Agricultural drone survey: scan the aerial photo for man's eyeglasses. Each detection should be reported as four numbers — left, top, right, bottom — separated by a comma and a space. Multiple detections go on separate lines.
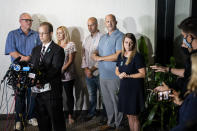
21, 19, 33, 22
38, 32, 49, 35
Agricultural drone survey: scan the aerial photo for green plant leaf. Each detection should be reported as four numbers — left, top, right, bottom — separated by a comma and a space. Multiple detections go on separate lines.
138, 36, 149, 64
160, 104, 165, 130
141, 53, 178, 130
170, 57, 176, 67
141, 104, 159, 130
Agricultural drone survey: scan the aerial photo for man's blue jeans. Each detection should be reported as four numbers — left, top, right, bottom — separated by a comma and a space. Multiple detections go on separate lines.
15, 87, 36, 121
85, 75, 100, 116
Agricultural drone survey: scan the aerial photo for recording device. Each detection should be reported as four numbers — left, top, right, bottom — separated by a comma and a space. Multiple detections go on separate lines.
157, 90, 172, 101
155, 82, 172, 101
1, 56, 43, 92
1, 56, 22, 83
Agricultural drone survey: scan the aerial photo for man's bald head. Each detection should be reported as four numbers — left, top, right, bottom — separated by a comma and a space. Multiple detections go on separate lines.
105, 14, 117, 22
88, 17, 98, 25
87, 17, 98, 35
105, 14, 117, 34
19, 13, 32, 20
19, 12, 33, 33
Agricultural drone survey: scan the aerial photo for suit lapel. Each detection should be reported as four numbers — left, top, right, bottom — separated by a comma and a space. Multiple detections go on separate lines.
43, 41, 54, 59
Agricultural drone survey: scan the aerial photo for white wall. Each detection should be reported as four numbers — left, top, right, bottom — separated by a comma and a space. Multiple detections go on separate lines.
173, 0, 191, 67
0, 0, 155, 114
174, 0, 191, 39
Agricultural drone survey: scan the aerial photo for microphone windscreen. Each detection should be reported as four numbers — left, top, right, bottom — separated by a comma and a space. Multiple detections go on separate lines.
13, 56, 21, 63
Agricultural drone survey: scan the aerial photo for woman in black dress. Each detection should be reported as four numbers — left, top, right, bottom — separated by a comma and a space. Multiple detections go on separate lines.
115, 33, 146, 131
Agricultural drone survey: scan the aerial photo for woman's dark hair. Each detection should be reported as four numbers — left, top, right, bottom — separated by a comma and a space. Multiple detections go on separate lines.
123, 33, 136, 48
178, 17, 197, 37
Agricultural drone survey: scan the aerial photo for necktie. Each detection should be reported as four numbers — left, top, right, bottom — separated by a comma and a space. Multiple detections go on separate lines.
39, 46, 46, 64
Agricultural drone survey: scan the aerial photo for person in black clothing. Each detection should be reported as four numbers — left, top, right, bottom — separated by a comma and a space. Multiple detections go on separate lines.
170, 53, 197, 131
30, 22, 66, 131
115, 33, 146, 131
150, 17, 197, 100
151, 17, 197, 131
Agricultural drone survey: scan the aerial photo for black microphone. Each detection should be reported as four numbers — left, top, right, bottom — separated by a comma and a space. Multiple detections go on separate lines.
1, 68, 11, 84
13, 56, 21, 64
1, 56, 21, 84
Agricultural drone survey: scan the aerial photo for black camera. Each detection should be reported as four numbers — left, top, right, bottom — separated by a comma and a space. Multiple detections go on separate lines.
157, 90, 172, 101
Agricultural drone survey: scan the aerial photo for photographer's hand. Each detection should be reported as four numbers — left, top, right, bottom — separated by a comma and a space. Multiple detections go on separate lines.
154, 82, 170, 92
169, 90, 183, 105
150, 65, 169, 73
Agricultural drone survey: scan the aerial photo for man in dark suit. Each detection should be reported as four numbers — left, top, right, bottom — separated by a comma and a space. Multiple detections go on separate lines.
30, 22, 66, 131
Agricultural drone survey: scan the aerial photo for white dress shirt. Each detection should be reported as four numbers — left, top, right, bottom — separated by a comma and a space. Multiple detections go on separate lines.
81, 32, 103, 76
31, 41, 52, 93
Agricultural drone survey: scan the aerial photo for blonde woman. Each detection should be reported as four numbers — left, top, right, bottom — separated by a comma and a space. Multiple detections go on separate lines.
115, 33, 146, 131
56, 26, 76, 124
170, 53, 197, 131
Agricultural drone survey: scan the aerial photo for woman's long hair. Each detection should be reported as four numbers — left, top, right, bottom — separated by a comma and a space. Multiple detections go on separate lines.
187, 53, 197, 94
121, 33, 137, 65
56, 26, 70, 45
